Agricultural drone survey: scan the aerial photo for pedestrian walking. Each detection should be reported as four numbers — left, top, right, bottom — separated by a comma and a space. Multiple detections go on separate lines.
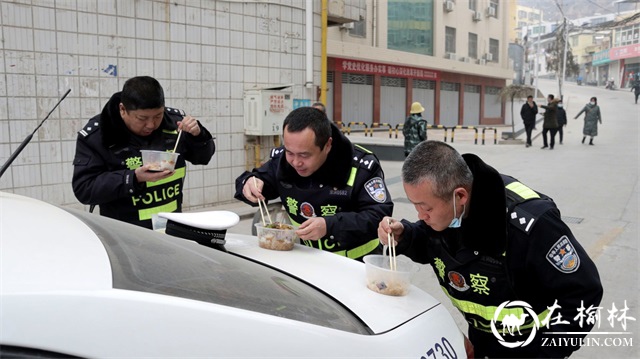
403, 102, 428, 157
520, 95, 538, 147
556, 100, 567, 145
631, 82, 640, 104
574, 97, 602, 145
540, 94, 559, 149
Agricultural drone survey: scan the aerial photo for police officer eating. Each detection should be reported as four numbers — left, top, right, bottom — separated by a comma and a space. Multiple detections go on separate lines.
235, 106, 393, 261
72, 76, 215, 229
377, 140, 603, 358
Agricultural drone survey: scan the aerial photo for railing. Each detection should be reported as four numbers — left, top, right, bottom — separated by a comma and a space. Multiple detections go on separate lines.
395, 124, 449, 142
344, 121, 369, 136
482, 127, 498, 145
450, 125, 478, 144
369, 122, 394, 138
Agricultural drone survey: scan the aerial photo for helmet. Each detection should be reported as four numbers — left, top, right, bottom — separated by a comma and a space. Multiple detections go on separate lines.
410, 102, 425, 114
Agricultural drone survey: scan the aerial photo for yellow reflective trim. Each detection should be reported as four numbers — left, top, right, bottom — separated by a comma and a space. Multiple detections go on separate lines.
346, 167, 357, 187
505, 182, 540, 200
440, 285, 548, 327
332, 238, 380, 259
162, 129, 178, 134
147, 167, 186, 187
354, 144, 372, 153
138, 201, 178, 221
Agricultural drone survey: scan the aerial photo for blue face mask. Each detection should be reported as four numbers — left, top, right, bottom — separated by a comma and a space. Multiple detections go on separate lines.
448, 192, 466, 228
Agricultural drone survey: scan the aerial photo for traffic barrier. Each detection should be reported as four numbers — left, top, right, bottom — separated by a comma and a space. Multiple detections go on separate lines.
450, 126, 478, 144
370, 122, 394, 138
345, 121, 369, 136
395, 124, 448, 142
482, 127, 498, 145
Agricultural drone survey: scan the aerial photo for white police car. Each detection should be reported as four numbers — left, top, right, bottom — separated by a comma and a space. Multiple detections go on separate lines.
0, 191, 467, 358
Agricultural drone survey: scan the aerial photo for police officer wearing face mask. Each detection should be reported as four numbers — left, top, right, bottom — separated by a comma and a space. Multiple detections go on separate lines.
235, 106, 393, 261
378, 141, 603, 358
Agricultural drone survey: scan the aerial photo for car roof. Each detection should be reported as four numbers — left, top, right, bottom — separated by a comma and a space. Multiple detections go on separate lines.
1, 191, 440, 334
0, 192, 113, 293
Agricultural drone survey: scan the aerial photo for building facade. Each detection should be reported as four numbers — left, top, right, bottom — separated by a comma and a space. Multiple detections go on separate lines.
325, 0, 512, 129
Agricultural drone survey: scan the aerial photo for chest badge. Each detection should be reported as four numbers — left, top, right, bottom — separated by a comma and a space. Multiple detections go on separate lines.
546, 235, 581, 273
300, 202, 316, 218
364, 177, 387, 203
448, 271, 470, 292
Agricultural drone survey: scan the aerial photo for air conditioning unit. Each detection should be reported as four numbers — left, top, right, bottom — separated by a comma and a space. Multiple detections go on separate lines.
473, 11, 482, 21
477, 59, 486, 65
461, 57, 471, 63
485, 53, 494, 61
487, 6, 496, 17
446, 53, 457, 60
444, 0, 454, 12
340, 22, 354, 30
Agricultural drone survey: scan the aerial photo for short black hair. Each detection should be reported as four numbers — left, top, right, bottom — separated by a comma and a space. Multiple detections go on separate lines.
121, 76, 165, 111
403, 141, 473, 200
527, 95, 533, 99
548, 94, 555, 100
283, 107, 331, 149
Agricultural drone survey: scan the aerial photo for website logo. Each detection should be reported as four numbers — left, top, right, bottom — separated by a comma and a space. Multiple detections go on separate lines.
490, 300, 540, 348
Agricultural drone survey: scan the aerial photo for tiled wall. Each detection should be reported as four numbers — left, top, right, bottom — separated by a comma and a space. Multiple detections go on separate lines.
0, 0, 320, 211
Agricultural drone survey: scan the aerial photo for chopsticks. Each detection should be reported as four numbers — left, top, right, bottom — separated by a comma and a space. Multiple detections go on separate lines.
387, 218, 397, 271
172, 130, 183, 153
253, 177, 272, 226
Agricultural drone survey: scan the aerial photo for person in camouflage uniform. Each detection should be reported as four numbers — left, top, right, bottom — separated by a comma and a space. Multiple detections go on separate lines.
403, 102, 428, 157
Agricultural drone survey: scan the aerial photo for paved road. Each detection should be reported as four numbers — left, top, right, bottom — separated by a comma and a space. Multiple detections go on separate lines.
223, 78, 638, 358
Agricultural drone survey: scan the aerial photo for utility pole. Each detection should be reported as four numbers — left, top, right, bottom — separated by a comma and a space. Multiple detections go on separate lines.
534, 11, 541, 100
561, 17, 569, 99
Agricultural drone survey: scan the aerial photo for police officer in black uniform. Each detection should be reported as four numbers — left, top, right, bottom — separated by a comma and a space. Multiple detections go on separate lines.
378, 141, 603, 358
235, 107, 393, 261
72, 76, 215, 229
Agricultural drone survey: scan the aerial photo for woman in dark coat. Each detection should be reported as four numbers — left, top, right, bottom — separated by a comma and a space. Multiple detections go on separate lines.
574, 97, 602, 145
556, 100, 567, 145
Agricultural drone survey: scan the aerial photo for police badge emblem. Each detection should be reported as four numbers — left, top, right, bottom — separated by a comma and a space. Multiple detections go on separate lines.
364, 177, 387, 203
546, 235, 581, 273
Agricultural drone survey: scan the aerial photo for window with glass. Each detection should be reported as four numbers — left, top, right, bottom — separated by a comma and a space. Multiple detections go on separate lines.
489, 38, 499, 62
349, 19, 366, 38
469, 0, 477, 11
489, 0, 499, 18
469, 33, 478, 59
518, 10, 527, 19
388, 0, 434, 56
446, 27, 457, 54
616, 24, 640, 46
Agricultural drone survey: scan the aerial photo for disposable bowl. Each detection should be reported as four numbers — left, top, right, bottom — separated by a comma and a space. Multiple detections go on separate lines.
363, 254, 418, 296
140, 150, 180, 171
255, 223, 297, 251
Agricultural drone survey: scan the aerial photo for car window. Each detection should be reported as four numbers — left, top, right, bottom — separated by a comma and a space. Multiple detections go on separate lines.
65, 209, 370, 335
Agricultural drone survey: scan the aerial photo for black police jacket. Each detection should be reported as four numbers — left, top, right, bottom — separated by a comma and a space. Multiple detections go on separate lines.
72, 92, 215, 229
235, 124, 393, 260
396, 154, 603, 358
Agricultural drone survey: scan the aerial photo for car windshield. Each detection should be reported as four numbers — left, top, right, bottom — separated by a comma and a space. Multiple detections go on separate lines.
66, 209, 370, 335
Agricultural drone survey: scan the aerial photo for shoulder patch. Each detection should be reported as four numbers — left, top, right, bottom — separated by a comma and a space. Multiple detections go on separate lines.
270, 147, 284, 159
78, 120, 100, 137
364, 177, 387, 203
166, 107, 186, 116
352, 151, 380, 171
546, 235, 581, 273
508, 206, 537, 234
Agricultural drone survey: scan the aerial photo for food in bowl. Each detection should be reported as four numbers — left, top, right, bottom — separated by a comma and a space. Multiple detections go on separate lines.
363, 254, 418, 297
255, 222, 297, 251
140, 150, 180, 171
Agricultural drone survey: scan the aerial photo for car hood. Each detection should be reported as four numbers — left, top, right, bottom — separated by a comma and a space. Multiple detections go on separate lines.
225, 234, 440, 334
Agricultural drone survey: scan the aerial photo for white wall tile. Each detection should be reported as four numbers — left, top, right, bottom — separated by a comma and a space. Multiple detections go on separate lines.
32, 6, 56, 30
34, 29, 58, 53
4, 27, 34, 51
136, 19, 153, 39
135, 0, 153, 20
56, 10, 77, 32
116, 0, 135, 17
1, 2, 33, 27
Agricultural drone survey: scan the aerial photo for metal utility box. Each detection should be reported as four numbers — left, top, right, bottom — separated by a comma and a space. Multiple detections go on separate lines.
243, 85, 293, 136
